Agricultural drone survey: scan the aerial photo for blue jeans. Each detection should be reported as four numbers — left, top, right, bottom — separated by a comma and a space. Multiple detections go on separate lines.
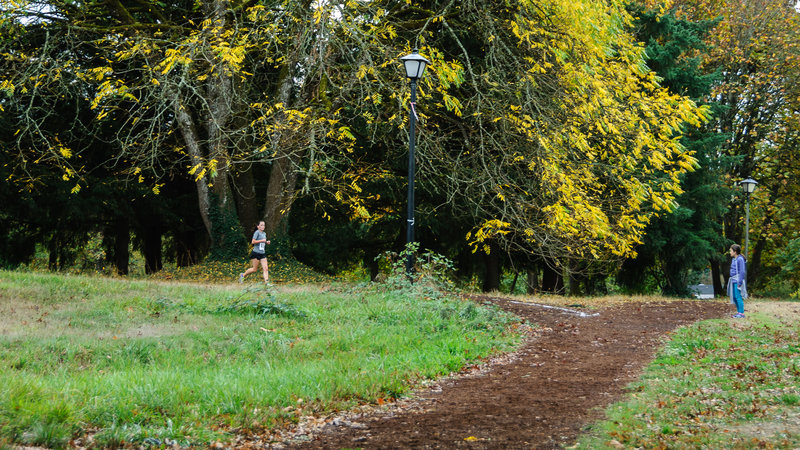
732, 283, 744, 314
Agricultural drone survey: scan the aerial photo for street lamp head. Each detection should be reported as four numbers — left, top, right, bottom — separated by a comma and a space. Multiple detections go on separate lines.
400, 50, 431, 80
739, 178, 758, 194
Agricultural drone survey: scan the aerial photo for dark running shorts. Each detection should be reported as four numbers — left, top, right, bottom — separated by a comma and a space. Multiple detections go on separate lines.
249, 251, 267, 260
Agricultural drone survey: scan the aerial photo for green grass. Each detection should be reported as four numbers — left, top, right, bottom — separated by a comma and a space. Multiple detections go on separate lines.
576, 307, 800, 448
17, 242, 333, 285
0, 270, 522, 448
151, 255, 333, 284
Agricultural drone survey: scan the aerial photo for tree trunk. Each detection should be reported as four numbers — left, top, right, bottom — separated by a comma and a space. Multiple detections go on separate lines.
170, 0, 238, 245
364, 248, 380, 281
721, 258, 731, 294
258, 5, 332, 243
482, 239, 500, 292
748, 191, 777, 288
568, 269, 582, 296
590, 274, 608, 296
143, 224, 162, 274
263, 151, 302, 239
541, 259, 564, 294
232, 165, 259, 235
174, 97, 213, 240
262, 44, 306, 242
204, 0, 241, 253
48, 238, 58, 271
526, 267, 539, 294
103, 217, 130, 275
114, 217, 130, 275
711, 259, 723, 297
175, 228, 202, 267
750, 237, 767, 289
509, 271, 519, 294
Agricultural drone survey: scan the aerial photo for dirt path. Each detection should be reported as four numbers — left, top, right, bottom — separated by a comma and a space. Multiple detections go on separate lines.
281, 298, 729, 449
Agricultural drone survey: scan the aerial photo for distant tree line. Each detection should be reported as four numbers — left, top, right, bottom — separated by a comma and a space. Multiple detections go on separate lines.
1, 0, 798, 297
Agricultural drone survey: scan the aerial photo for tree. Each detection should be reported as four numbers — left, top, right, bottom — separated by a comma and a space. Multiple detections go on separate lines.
1, 0, 362, 263
2, 0, 718, 285
672, 0, 800, 290
281, 0, 714, 289
617, 5, 730, 296
389, 0, 710, 287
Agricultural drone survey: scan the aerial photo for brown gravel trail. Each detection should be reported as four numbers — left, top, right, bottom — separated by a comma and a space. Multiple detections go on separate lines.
282, 298, 729, 449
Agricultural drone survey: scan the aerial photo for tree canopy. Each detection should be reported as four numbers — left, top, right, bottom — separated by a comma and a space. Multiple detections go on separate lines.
2, 0, 798, 296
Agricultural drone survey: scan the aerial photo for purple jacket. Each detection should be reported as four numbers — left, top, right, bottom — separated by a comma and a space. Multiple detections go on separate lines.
730, 255, 746, 286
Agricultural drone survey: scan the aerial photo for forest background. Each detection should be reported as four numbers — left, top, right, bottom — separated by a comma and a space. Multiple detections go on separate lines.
1, 0, 799, 298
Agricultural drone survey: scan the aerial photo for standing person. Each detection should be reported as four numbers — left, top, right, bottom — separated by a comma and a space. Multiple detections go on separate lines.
728, 244, 747, 318
239, 221, 271, 284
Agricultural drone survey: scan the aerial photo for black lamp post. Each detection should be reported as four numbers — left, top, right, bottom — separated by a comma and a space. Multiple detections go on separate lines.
739, 177, 758, 257
400, 49, 430, 274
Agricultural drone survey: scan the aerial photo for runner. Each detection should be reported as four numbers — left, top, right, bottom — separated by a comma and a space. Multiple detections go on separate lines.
239, 220, 271, 284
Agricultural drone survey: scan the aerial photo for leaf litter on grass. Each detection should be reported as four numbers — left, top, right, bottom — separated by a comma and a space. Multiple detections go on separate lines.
577, 300, 800, 449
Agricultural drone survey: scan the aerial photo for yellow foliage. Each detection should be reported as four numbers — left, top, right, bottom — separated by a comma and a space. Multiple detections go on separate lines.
0, 79, 15, 95
468, 220, 512, 253
446, 0, 712, 260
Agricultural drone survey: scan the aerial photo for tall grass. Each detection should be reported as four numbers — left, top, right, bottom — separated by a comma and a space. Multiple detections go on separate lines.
0, 271, 522, 448
576, 304, 800, 448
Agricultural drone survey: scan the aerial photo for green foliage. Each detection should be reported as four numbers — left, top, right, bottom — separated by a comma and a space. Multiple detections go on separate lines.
376, 243, 457, 299
628, 6, 720, 98
288, 195, 388, 276
617, 5, 728, 296
675, 0, 800, 291
774, 237, 800, 299
208, 199, 247, 262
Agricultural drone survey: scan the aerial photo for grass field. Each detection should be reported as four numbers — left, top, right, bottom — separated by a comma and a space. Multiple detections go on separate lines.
5, 265, 800, 449
0, 270, 522, 448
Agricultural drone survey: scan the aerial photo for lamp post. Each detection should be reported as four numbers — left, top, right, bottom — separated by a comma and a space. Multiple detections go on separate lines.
400, 49, 430, 274
739, 178, 758, 258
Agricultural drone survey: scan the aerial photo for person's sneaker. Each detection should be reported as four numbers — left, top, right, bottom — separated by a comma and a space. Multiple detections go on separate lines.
732, 313, 745, 318
238, 273, 244, 284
